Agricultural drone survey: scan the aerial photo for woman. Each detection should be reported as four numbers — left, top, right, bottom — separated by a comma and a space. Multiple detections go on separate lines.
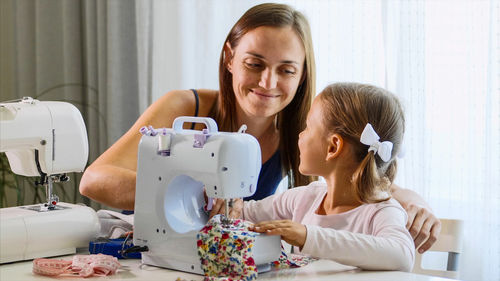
79, 3, 439, 253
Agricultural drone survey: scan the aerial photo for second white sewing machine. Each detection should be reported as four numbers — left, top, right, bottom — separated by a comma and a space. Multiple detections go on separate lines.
0, 97, 99, 264
133, 117, 281, 275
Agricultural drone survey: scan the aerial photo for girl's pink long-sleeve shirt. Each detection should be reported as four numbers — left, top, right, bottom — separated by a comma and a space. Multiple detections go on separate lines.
243, 181, 415, 272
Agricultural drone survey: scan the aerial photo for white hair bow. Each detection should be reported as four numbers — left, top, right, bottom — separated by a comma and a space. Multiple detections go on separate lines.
360, 123, 393, 162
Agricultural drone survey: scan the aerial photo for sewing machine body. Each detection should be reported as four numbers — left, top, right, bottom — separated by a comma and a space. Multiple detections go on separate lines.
133, 117, 281, 275
0, 97, 88, 176
0, 97, 99, 263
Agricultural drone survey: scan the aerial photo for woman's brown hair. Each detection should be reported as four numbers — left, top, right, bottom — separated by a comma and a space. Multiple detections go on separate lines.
214, 3, 316, 187
318, 83, 405, 203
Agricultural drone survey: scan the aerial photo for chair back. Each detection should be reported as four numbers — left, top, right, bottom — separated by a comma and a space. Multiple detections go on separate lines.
413, 218, 464, 279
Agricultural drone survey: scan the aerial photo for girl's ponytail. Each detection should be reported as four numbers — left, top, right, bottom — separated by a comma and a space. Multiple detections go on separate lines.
352, 151, 391, 203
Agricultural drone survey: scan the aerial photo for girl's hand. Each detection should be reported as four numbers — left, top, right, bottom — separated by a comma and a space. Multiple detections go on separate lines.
208, 198, 243, 220
249, 220, 307, 249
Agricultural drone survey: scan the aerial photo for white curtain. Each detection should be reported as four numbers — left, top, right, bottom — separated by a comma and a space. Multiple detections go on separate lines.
148, 1, 499, 280
0, 0, 148, 158
0, 0, 149, 209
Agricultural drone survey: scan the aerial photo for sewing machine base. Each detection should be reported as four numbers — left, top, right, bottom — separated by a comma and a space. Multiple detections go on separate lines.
142, 255, 272, 275
140, 234, 281, 275
0, 202, 100, 264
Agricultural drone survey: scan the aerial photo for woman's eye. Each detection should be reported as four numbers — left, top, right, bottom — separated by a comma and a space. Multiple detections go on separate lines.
245, 62, 262, 68
282, 68, 296, 75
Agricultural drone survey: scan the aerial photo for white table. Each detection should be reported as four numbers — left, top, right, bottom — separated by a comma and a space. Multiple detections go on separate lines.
1, 256, 457, 281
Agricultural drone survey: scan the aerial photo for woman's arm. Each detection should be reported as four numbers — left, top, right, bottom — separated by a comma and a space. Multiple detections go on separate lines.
391, 184, 441, 253
79, 90, 217, 209
79, 164, 137, 210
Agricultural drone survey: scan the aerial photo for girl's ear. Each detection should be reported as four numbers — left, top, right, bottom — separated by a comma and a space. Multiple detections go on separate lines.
326, 133, 344, 161
224, 42, 234, 73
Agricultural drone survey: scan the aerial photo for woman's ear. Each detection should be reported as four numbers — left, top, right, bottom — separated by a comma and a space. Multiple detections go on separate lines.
326, 133, 344, 161
224, 42, 234, 73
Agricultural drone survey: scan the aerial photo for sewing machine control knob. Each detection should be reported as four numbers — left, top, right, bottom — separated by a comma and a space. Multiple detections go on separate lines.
148, 126, 157, 136
193, 129, 210, 148
139, 125, 158, 136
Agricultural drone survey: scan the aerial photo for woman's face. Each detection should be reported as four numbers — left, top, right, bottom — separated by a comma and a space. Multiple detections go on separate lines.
298, 98, 329, 176
226, 26, 305, 119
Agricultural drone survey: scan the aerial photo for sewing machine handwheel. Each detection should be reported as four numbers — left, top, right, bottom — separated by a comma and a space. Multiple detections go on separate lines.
172, 116, 218, 133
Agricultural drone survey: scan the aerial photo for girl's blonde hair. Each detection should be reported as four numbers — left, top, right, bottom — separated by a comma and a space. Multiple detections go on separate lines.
318, 83, 405, 203
214, 3, 316, 187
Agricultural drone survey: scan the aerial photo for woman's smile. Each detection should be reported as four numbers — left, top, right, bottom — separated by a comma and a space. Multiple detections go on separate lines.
250, 89, 280, 99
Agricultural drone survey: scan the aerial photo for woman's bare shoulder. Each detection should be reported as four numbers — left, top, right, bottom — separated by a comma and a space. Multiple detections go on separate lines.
155, 89, 217, 114
145, 89, 217, 125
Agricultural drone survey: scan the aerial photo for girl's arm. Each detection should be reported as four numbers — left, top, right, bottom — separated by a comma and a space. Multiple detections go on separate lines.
208, 185, 305, 221
79, 90, 216, 210
208, 195, 287, 222
258, 206, 415, 272
391, 184, 441, 253
242, 186, 311, 222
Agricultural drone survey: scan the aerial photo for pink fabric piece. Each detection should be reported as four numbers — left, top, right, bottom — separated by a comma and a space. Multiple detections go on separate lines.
33, 254, 121, 278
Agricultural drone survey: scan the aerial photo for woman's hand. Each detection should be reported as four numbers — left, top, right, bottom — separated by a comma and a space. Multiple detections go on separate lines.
404, 203, 442, 254
249, 220, 307, 249
208, 198, 243, 220
391, 184, 441, 253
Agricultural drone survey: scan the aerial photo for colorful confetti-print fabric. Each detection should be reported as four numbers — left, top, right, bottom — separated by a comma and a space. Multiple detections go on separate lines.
197, 215, 258, 281
196, 215, 317, 281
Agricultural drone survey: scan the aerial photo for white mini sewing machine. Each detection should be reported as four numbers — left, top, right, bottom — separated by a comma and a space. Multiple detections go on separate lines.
133, 117, 281, 275
0, 97, 100, 263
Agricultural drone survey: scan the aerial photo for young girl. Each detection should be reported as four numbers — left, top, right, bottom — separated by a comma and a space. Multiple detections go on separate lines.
210, 82, 415, 271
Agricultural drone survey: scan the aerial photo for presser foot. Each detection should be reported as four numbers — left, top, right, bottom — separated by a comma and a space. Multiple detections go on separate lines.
220, 215, 232, 228
22, 203, 68, 212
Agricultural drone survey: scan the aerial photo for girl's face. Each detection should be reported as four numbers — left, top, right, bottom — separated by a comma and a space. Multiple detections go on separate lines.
298, 98, 329, 176
226, 26, 305, 119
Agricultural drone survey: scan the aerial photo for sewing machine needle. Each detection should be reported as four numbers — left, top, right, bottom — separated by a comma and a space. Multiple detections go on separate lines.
225, 199, 229, 218
222, 199, 233, 227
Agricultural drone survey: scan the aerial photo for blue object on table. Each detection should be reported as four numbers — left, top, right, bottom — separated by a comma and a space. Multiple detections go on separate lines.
89, 237, 141, 259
